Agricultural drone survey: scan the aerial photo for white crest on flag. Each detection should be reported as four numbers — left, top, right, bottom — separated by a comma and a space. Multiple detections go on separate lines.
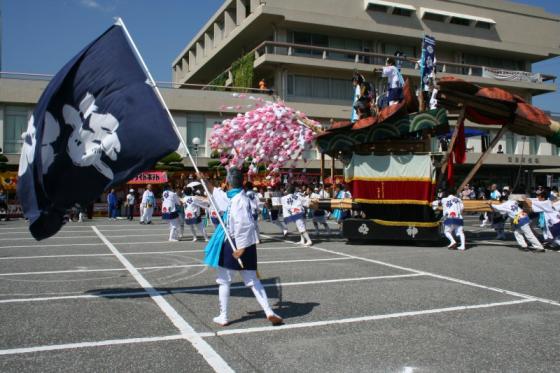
18, 113, 60, 177
64, 92, 121, 180
18, 115, 37, 177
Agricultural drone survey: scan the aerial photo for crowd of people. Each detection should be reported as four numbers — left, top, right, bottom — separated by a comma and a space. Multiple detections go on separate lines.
434, 183, 560, 252
109, 180, 353, 246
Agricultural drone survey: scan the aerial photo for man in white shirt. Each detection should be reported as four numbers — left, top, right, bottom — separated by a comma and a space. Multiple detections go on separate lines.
526, 191, 560, 248
490, 197, 544, 252
140, 184, 155, 224
125, 189, 135, 221
381, 57, 404, 106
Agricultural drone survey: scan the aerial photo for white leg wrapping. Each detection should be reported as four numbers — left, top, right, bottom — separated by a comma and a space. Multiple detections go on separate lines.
218, 283, 230, 318
444, 231, 456, 245
241, 271, 273, 316
457, 226, 466, 249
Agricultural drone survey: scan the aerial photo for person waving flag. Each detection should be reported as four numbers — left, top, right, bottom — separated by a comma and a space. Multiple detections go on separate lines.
17, 19, 181, 240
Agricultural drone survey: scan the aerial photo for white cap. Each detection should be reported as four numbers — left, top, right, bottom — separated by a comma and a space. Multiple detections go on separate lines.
253, 187, 258, 191
129, 189, 134, 193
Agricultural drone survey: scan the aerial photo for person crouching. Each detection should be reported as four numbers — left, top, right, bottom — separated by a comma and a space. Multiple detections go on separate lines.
441, 190, 466, 250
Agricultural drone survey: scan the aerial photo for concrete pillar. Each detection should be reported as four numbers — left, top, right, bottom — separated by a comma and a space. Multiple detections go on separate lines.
204, 32, 213, 56
224, 9, 236, 36
236, 0, 247, 25
213, 22, 223, 47
196, 40, 204, 65
188, 49, 196, 70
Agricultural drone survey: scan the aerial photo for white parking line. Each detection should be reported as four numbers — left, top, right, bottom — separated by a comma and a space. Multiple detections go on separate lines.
200, 299, 535, 337
0, 257, 352, 277
91, 226, 234, 372
0, 334, 184, 356
0, 242, 108, 249
261, 234, 560, 308
0, 273, 423, 304
0, 246, 304, 260
0, 298, 536, 356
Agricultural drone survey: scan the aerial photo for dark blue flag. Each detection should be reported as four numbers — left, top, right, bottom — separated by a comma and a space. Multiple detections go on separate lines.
17, 22, 180, 240
420, 35, 436, 90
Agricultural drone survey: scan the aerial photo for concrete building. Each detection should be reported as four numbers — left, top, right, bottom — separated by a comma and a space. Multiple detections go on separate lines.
2, 0, 560, 187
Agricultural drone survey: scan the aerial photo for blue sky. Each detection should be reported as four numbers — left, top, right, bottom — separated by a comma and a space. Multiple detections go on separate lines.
3, 0, 559, 113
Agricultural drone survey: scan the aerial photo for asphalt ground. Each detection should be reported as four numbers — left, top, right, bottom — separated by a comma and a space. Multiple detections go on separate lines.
0, 214, 559, 372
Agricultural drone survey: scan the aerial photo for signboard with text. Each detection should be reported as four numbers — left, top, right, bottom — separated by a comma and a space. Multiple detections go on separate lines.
128, 171, 168, 184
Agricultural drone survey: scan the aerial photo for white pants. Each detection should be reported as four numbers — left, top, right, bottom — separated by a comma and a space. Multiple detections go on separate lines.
141, 206, 153, 223
513, 224, 543, 249
167, 218, 179, 240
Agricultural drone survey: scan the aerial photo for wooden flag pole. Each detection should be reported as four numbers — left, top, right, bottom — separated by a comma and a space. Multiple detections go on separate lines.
116, 18, 244, 268
456, 125, 508, 193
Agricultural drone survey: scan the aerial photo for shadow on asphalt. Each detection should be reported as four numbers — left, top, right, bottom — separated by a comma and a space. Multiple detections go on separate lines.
86, 276, 320, 322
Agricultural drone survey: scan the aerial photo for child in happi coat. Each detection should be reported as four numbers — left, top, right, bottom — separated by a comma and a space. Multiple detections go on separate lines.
161, 185, 181, 242
182, 187, 208, 242
281, 185, 312, 246
489, 197, 545, 252
440, 191, 466, 250
203, 168, 282, 326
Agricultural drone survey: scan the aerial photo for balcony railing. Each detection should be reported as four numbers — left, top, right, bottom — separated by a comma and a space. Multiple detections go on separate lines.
0, 71, 274, 94
248, 41, 556, 85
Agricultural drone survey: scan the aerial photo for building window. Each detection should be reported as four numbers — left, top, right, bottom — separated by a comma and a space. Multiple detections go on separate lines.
449, 17, 471, 26
4, 106, 30, 154
505, 132, 514, 154
475, 21, 493, 29
291, 32, 328, 57
186, 113, 206, 156
287, 74, 352, 102
423, 12, 446, 22
529, 136, 538, 155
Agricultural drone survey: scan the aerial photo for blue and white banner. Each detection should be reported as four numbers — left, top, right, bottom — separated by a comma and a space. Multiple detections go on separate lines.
420, 35, 436, 90
17, 22, 180, 240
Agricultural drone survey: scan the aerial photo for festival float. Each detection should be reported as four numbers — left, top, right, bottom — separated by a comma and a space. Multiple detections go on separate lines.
208, 36, 559, 244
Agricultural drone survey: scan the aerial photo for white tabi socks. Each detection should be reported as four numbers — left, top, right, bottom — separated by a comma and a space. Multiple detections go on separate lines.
213, 283, 230, 326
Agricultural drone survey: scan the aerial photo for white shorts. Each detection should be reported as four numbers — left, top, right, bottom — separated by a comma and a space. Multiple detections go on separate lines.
444, 224, 463, 234
216, 267, 257, 287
